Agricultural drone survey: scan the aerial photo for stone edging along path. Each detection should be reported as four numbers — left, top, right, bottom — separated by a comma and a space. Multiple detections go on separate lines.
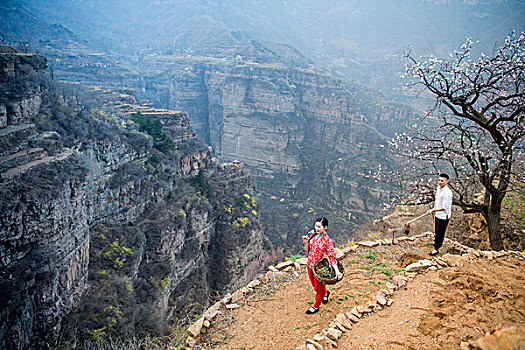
183, 232, 525, 349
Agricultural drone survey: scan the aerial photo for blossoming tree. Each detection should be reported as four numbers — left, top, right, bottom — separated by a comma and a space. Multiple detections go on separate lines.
396, 32, 524, 250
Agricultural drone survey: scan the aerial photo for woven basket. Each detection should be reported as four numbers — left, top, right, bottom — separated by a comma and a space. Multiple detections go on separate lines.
312, 254, 344, 285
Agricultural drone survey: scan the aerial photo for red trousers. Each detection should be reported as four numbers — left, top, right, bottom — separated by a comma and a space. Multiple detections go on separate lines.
307, 266, 326, 308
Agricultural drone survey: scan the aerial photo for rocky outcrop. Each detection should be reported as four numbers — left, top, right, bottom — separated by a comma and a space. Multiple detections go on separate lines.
0, 48, 264, 349
462, 323, 525, 350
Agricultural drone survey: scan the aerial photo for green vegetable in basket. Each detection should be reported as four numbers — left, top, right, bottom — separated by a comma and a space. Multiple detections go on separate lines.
316, 265, 334, 279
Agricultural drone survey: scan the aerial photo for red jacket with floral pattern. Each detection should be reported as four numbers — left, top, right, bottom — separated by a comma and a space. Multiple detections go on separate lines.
306, 231, 337, 268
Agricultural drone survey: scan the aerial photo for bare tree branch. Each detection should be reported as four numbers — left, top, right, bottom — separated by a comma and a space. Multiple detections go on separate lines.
393, 31, 525, 250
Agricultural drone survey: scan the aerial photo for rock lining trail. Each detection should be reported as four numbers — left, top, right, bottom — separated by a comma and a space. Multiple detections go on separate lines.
185, 233, 525, 350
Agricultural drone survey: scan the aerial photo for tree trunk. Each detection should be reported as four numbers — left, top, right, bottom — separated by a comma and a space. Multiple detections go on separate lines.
486, 199, 504, 251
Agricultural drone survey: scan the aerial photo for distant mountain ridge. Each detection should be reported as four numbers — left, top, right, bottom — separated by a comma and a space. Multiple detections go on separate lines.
7, 0, 524, 56
6, 0, 524, 94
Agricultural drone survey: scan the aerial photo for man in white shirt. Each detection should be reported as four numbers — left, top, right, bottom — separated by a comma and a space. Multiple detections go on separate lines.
427, 173, 453, 256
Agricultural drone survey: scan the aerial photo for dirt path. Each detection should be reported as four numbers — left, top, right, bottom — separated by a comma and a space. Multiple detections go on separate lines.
202, 239, 525, 350
339, 256, 525, 349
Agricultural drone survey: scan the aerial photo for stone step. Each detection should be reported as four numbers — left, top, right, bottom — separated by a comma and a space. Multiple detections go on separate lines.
1, 149, 73, 180
0, 123, 37, 156
0, 147, 47, 173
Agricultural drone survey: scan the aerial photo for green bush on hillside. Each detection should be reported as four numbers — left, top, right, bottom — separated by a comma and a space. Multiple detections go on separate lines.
132, 112, 176, 153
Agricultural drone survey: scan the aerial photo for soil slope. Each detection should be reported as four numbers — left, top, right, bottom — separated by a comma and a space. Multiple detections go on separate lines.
199, 237, 525, 350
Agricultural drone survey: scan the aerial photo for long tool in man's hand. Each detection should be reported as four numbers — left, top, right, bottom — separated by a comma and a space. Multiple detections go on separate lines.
403, 212, 431, 236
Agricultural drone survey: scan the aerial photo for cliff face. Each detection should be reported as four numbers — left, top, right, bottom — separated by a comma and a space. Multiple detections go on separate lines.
137, 56, 399, 247
7, 45, 406, 249
0, 49, 89, 349
1, 5, 414, 248
0, 49, 264, 349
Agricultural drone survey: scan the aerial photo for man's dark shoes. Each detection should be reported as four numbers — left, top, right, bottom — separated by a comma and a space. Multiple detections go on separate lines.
322, 290, 330, 304
429, 249, 439, 256
305, 306, 319, 314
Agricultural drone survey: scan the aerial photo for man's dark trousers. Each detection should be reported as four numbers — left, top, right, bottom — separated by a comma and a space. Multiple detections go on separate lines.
434, 217, 449, 250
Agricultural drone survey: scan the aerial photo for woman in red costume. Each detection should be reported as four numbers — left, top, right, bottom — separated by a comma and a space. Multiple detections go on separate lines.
301, 217, 342, 314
